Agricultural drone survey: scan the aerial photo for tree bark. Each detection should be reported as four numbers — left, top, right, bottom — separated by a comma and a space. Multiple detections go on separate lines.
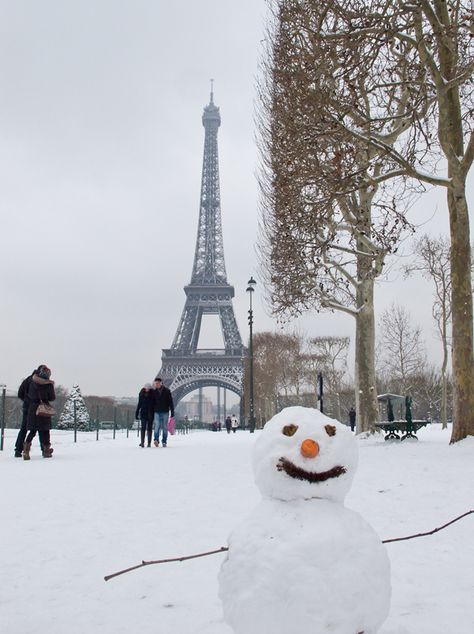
429, 0, 474, 441
355, 277, 378, 433
440, 314, 448, 429
448, 176, 474, 441
355, 186, 378, 433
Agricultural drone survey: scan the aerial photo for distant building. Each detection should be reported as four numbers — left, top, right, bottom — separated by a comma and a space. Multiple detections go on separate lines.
179, 394, 214, 423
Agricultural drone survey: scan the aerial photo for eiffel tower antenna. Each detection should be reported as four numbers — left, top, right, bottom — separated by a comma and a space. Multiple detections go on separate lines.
157, 92, 245, 406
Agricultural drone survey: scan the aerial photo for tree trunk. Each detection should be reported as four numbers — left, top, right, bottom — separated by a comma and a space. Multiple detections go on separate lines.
354, 183, 379, 433
431, 0, 474, 442
355, 277, 378, 433
441, 374, 448, 430
448, 177, 474, 442
440, 317, 448, 429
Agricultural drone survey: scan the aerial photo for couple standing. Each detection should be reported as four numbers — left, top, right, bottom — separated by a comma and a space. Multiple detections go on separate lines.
15, 364, 55, 460
135, 377, 174, 448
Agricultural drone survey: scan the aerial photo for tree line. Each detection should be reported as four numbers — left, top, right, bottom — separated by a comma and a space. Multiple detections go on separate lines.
243, 312, 453, 429
2, 387, 136, 430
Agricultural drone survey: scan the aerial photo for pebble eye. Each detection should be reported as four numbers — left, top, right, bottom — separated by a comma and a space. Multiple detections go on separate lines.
282, 424, 298, 437
325, 424, 337, 437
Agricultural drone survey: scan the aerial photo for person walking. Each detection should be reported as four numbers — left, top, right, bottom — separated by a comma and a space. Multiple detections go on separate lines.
225, 415, 232, 434
231, 414, 239, 433
135, 383, 154, 448
151, 377, 174, 448
23, 365, 56, 460
14, 370, 38, 457
349, 407, 356, 432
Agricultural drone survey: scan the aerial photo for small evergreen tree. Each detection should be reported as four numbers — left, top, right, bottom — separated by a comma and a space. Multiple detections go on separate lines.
57, 384, 90, 431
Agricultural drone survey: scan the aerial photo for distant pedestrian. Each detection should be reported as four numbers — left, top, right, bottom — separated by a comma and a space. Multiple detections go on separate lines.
231, 414, 239, 433
23, 365, 56, 460
14, 370, 40, 457
225, 415, 232, 434
349, 407, 356, 432
151, 377, 174, 448
135, 383, 154, 448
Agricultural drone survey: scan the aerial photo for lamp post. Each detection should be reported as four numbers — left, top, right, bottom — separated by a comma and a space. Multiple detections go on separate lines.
246, 276, 257, 433
317, 372, 324, 413
0, 385, 6, 451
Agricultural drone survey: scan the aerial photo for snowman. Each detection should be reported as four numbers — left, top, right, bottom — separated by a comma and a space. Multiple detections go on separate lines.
219, 406, 391, 634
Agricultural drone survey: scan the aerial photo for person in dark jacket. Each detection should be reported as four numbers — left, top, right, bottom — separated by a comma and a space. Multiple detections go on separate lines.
135, 382, 154, 448
349, 407, 356, 432
225, 415, 232, 434
23, 365, 56, 460
14, 370, 38, 457
151, 377, 174, 448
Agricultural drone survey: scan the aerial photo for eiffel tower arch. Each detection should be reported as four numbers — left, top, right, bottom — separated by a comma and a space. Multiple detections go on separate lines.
157, 90, 245, 407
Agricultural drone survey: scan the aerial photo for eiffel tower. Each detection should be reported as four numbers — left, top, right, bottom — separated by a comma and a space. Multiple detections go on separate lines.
157, 89, 245, 406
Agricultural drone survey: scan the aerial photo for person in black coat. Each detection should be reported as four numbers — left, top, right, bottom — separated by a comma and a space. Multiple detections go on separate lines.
23, 365, 56, 460
151, 377, 174, 447
349, 407, 356, 432
135, 382, 154, 448
14, 370, 38, 457
225, 415, 232, 434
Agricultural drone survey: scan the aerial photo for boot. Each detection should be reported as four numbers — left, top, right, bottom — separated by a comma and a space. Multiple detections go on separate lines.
147, 429, 152, 447
42, 446, 54, 458
139, 429, 146, 447
23, 441, 32, 461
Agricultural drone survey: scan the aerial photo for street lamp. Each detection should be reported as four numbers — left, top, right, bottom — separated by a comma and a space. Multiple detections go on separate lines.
0, 384, 6, 451
317, 372, 324, 413
246, 276, 257, 433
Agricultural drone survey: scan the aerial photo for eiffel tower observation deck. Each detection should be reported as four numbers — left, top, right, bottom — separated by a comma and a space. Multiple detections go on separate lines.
157, 90, 245, 406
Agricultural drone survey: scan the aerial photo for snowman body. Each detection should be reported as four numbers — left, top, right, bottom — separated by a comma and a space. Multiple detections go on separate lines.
219, 407, 391, 634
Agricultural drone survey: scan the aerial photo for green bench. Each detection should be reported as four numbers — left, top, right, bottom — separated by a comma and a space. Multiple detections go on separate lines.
375, 420, 429, 441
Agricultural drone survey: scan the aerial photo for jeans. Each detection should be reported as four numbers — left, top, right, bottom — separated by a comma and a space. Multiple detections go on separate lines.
140, 417, 153, 446
154, 412, 169, 446
15, 409, 28, 453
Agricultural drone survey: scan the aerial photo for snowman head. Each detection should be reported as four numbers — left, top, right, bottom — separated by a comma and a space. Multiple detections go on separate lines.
253, 406, 358, 503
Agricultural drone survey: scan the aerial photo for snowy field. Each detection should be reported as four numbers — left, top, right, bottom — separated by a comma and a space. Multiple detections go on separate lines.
1, 423, 473, 634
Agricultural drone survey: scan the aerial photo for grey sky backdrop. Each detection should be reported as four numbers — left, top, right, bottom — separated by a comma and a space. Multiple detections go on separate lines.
0, 1, 472, 399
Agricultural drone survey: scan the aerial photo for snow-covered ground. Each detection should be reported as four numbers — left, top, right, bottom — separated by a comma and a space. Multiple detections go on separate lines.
1, 424, 473, 634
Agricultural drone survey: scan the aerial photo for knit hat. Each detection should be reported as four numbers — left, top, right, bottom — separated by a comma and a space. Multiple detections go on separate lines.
144, 382, 152, 389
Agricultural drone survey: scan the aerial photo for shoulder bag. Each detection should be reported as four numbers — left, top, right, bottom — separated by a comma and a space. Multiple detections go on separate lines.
36, 387, 56, 417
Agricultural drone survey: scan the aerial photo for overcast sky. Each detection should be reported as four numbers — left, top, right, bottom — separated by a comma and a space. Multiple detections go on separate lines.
0, 1, 472, 399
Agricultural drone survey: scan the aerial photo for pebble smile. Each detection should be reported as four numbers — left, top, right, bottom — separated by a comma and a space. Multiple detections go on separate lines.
276, 457, 347, 483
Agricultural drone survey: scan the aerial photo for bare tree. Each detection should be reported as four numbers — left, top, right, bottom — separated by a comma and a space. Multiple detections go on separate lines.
376, 363, 451, 421
247, 331, 301, 424
412, 364, 453, 422
306, 336, 350, 421
377, 3, 474, 442
259, 0, 474, 441
378, 304, 427, 394
248, 331, 352, 423
281, 0, 474, 442
404, 235, 452, 426
258, 0, 422, 432
404, 235, 474, 427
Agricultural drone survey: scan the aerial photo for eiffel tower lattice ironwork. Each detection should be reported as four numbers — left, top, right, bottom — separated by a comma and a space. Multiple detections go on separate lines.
157, 90, 245, 406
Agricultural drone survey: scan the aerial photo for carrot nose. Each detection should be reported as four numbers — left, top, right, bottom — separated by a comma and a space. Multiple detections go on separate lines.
300, 439, 319, 458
